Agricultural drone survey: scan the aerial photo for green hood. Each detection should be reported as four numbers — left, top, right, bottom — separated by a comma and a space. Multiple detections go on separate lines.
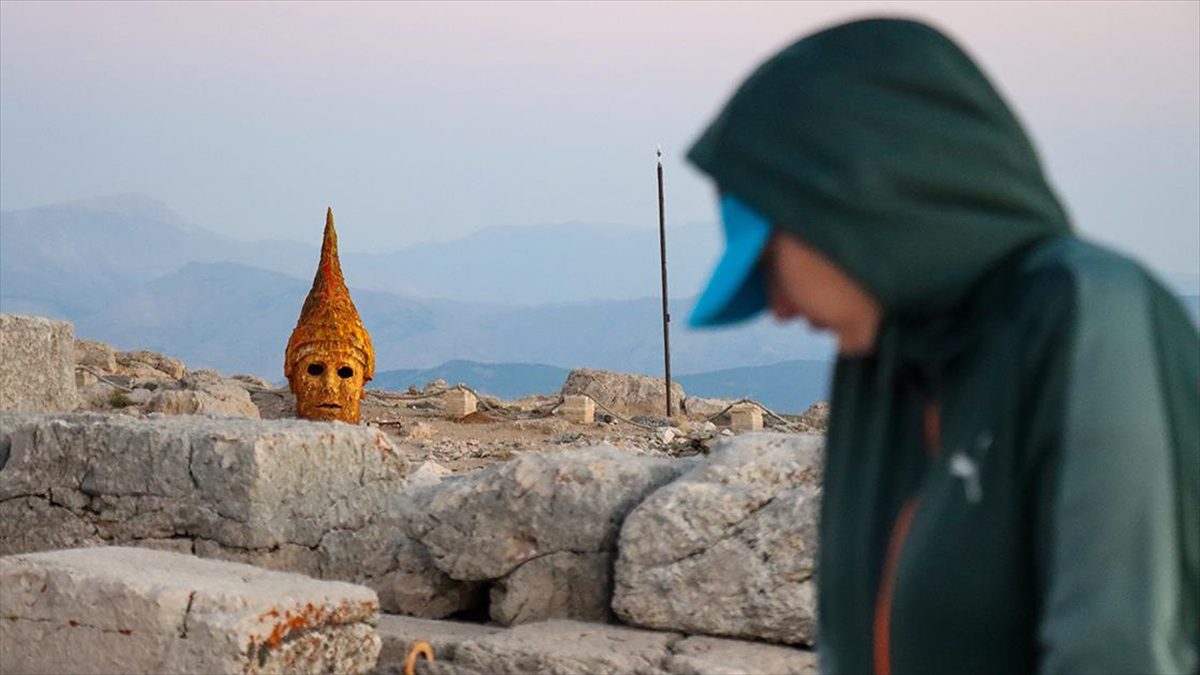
688, 18, 1072, 317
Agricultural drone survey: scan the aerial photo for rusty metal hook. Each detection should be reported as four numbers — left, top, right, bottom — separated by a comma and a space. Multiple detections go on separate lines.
403, 640, 435, 675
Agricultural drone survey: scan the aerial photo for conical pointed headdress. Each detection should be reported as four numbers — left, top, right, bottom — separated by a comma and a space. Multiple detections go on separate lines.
284, 208, 375, 381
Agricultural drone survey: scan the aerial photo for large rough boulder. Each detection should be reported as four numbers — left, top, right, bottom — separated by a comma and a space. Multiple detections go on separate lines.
561, 369, 684, 419
680, 396, 737, 419
406, 446, 693, 626
75, 338, 119, 372
0, 413, 430, 612
489, 551, 613, 625
1, 546, 381, 675
0, 314, 78, 412
115, 348, 188, 380
145, 368, 261, 419
613, 433, 824, 646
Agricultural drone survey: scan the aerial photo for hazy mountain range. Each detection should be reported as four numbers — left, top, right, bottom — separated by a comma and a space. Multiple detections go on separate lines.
2, 194, 1195, 412
0, 194, 838, 409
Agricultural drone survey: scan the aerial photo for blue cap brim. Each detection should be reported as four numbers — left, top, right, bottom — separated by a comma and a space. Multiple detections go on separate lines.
689, 195, 772, 327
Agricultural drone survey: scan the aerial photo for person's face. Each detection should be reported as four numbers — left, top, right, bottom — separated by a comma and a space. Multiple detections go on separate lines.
289, 349, 367, 423
762, 230, 882, 356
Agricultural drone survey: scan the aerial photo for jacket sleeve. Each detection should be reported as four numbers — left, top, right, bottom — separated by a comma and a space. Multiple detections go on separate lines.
1033, 263, 1199, 675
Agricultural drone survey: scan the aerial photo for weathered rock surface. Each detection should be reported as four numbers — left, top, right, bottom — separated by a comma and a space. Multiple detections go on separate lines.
452, 620, 679, 675
561, 369, 685, 419
372, 615, 819, 675
681, 396, 736, 419
664, 635, 818, 675
489, 551, 613, 625
407, 446, 693, 582
145, 368, 260, 418
613, 433, 824, 646
0, 546, 381, 675
0, 314, 78, 413
75, 338, 119, 372
373, 615, 501, 675
115, 348, 187, 380
0, 413, 424, 611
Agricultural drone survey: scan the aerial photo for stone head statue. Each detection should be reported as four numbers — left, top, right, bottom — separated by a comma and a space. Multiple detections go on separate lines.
284, 208, 374, 423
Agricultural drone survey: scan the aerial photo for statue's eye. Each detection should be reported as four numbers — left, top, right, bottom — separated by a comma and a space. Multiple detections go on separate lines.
307, 363, 325, 376
337, 366, 354, 379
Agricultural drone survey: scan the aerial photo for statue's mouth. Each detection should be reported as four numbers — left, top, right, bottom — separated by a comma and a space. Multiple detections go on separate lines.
318, 403, 342, 409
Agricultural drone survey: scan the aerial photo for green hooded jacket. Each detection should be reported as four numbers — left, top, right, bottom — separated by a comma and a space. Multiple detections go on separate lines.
688, 18, 1199, 675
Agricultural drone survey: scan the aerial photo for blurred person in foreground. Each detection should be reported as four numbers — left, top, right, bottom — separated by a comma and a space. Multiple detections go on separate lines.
687, 18, 1198, 675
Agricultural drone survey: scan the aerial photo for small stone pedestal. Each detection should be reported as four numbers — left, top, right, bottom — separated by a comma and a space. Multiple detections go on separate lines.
730, 404, 763, 432
444, 389, 478, 418
561, 395, 595, 424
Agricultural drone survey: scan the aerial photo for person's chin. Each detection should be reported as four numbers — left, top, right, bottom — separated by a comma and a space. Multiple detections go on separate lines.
836, 330, 878, 357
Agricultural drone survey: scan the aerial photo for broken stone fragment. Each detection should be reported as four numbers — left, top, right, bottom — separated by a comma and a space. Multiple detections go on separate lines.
406, 445, 693, 581
0, 546, 381, 675
489, 551, 614, 626
561, 369, 685, 419
75, 338, 119, 372
115, 349, 187, 380
613, 433, 824, 646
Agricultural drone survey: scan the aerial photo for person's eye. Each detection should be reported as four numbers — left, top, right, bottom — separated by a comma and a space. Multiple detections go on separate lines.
337, 366, 354, 379
307, 363, 325, 376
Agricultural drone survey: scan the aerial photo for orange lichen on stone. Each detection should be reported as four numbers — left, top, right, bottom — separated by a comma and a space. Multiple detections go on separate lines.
284, 208, 375, 424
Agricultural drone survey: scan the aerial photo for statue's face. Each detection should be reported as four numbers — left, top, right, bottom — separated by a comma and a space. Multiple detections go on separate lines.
289, 349, 366, 423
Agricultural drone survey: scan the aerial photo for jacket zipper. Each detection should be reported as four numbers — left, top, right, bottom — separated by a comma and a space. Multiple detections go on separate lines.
873, 400, 941, 675
872, 497, 921, 675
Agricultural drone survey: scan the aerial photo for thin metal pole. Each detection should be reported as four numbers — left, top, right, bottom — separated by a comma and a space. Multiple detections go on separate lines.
657, 146, 673, 417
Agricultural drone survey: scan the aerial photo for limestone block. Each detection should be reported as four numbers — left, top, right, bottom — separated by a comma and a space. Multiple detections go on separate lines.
613, 433, 824, 646
664, 636, 818, 675
560, 394, 595, 424
407, 446, 692, 581
681, 396, 736, 419
374, 614, 501, 673
323, 526, 481, 620
145, 388, 260, 419
0, 546, 381, 675
0, 412, 407, 563
561, 369, 684, 419
450, 620, 679, 675
0, 314, 78, 412
728, 404, 763, 432
489, 551, 613, 626
443, 389, 477, 418
370, 616, 820, 675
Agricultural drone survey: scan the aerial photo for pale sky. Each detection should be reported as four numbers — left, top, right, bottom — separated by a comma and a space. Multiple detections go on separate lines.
1, 1, 1197, 277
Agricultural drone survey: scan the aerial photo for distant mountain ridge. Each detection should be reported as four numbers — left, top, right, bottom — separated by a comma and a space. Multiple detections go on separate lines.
370, 358, 833, 413
1, 193, 723, 308
3, 194, 1195, 386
